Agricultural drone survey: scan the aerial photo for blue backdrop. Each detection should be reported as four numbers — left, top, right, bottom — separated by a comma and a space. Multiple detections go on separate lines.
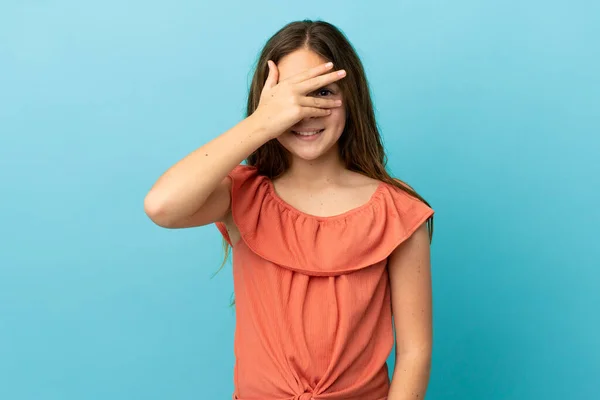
1, 1, 598, 399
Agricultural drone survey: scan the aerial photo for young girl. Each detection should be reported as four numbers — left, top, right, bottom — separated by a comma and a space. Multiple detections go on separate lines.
145, 20, 435, 400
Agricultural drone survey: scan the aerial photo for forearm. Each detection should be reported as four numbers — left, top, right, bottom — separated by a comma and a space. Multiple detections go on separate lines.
144, 113, 269, 220
387, 350, 432, 400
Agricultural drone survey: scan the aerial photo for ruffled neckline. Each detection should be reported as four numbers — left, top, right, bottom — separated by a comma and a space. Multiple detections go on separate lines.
264, 177, 387, 223
228, 165, 434, 276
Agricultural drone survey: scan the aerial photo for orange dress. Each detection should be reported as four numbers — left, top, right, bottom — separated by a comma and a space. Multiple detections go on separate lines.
215, 165, 434, 400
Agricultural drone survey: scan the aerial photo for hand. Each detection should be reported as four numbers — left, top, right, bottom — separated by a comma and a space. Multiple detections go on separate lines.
252, 60, 346, 140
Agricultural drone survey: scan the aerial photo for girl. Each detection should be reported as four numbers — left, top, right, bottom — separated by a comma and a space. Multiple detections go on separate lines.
145, 20, 435, 400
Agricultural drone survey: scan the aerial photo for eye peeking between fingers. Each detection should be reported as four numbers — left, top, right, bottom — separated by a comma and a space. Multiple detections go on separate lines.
313, 87, 335, 97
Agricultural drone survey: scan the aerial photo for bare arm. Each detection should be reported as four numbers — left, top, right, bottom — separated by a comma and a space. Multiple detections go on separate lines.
143, 60, 346, 229
387, 222, 433, 399
143, 115, 268, 228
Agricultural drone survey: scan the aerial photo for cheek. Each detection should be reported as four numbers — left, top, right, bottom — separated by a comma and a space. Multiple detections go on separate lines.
327, 106, 346, 129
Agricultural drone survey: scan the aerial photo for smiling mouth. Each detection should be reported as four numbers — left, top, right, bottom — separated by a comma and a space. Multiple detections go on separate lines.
291, 129, 325, 136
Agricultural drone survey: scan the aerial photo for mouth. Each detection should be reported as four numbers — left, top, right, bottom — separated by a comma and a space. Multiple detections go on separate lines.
291, 129, 325, 140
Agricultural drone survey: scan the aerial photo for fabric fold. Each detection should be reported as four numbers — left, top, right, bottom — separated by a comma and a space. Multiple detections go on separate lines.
226, 164, 433, 276
214, 164, 435, 400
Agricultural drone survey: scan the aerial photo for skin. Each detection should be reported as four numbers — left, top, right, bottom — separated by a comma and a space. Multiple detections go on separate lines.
143, 48, 432, 399
275, 49, 347, 163
264, 49, 383, 229
387, 221, 433, 399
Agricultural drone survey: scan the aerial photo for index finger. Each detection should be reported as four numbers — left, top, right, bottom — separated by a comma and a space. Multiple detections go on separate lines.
285, 61, 334, 84
296, 69, 347, 94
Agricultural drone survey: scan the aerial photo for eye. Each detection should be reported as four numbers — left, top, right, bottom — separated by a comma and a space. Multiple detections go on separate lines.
315, 88, 334, 97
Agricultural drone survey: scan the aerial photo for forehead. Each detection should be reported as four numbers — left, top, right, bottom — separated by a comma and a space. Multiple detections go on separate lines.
277, 48, 329, 81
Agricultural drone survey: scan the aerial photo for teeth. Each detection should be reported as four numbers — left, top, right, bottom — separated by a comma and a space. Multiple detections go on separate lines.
293, 129, 322, 136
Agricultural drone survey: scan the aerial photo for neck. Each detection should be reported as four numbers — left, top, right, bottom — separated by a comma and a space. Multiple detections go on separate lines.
284, 148, 346, 187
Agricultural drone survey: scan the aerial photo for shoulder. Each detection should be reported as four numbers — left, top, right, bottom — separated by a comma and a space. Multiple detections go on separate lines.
228, 163, 258, 179
344, 170, 382, 195
225, 164, 271, 215
387, 175, 418, 193
226, 164, 270, 191
383, 177, 434, 243
345, 171, 417, 193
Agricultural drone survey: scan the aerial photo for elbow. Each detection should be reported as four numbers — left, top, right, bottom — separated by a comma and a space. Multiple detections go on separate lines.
144, 191, 178, 228
394, 345, 432, 374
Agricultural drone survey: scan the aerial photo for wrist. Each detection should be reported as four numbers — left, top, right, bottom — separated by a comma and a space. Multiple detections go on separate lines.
247, 110, 281, 141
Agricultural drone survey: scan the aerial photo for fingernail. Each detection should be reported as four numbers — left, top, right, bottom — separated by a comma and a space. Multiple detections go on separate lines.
325, 62, 333, 68
338, 70, 346, 76
335, 100, 342, 106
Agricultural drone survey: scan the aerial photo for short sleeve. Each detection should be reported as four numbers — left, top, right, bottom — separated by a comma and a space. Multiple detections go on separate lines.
214, 164, 259, 246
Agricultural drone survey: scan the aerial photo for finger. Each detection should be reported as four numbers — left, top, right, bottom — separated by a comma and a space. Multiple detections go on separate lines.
287, 61, 334, 84
299, 96, 342, 109
263, 60, 279, 90
296, 69, 346, 94
301, 107, 333, 118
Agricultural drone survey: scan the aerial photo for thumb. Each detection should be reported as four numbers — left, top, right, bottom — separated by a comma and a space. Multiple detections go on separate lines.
263, 60, 279, 90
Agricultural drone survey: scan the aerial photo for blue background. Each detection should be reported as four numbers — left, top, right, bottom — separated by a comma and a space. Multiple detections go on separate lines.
1, 1, 598, 399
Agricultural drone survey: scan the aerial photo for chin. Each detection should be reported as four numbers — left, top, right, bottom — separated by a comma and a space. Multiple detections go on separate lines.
288, 148, 327, 161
